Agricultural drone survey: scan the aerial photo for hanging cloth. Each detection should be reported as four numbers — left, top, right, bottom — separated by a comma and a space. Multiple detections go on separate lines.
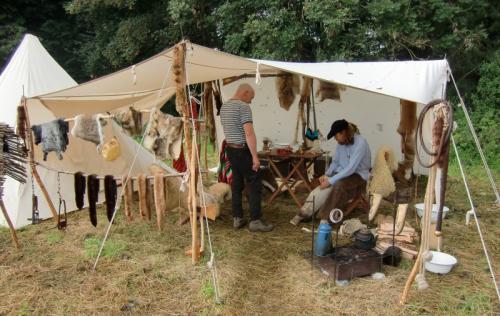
173, 147, 187, 172
217, 140, 233, 184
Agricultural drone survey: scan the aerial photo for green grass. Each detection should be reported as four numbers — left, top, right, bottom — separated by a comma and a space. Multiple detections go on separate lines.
83, 236, 127, 259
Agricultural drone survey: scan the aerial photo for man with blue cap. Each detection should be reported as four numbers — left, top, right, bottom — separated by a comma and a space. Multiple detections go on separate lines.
290, 119, 371, 226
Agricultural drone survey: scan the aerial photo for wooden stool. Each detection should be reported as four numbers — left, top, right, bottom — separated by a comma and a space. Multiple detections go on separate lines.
343, 194, 370, 218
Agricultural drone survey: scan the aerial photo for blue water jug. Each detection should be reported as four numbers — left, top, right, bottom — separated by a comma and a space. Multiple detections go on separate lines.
315, 223, 332, 256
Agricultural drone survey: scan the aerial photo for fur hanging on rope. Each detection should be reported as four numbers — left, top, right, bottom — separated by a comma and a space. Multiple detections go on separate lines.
74, 172, 86, 210
16, 105, 27, 143
153, 174, 166, 230
114, 107, 142, 136
87, 174, 99, 227
173, 44, 187, 115
316, 81, 345, 102
122, 175, 133, 220
137, 174, 150, 220
71, 114, 107, 148
0, 123, 27, 199
104, 175, 117, 222
275, 71, 300, 110
143, 110, 183, 160
32, 119, 69, 161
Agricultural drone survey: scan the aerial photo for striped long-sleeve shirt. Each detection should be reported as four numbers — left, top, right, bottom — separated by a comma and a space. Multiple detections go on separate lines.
220, 99, 253, 144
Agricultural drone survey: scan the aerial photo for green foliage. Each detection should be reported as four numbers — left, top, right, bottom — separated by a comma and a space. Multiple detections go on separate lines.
46, 231, 64, 245
83, 237, 127, 258
452, 50, 500, 171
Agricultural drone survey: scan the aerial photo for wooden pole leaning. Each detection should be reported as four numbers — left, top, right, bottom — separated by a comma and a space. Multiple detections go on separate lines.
21, 97, 58, 219
173, 42, 200, 263
0, 200, 20, 249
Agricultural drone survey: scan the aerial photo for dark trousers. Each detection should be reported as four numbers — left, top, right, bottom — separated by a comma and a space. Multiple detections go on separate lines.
318, 173, 367, 220
226, 147, 262, 220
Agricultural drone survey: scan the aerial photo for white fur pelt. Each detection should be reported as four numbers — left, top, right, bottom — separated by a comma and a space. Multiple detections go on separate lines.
143, 110, 183, 160
71, 114, 107, 149
206, 182, 231, 204
368, 146, 398, 197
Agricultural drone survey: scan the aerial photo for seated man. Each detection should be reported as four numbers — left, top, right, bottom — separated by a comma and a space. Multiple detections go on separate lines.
290, 119, 371, 225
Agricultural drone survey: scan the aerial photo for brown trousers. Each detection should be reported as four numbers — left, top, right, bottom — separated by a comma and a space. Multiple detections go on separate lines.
318, 173, 367, 220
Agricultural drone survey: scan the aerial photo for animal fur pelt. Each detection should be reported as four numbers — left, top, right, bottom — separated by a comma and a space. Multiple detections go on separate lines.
114, 107, 142, 136
275, 71, 300, 110
122, 175, 133, 220
395, 100, 417, 182
74, 172, 86, 209
16, 105, 27, 143
146, 177, 154, 221
153, 174, 166, 230
213, 80, 223, 116
31, 119, 69, 161
137, 174, 150, 220
149, 164, 189, 212
71, 114, 107, 147
300, 77, 313, 103
368, 146, 398, 197
143, 110, 183, 160
316, 81, 345, 102
206, 182, 231, 204
87, 174, 99, 227
173, 44, 187, 115
203, 81, 217, 146
104, 175, 117, 222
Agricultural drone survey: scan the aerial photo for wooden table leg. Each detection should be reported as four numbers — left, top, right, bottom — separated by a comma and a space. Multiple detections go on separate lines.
268, 159, 304, 208
292, 158, 313, 192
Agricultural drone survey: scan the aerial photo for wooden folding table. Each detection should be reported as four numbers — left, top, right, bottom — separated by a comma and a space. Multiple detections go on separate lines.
259, 150, 323, 208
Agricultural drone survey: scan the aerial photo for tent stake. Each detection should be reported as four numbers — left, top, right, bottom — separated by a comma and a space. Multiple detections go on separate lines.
21, 97, 58, 219
0, 200, 21, 249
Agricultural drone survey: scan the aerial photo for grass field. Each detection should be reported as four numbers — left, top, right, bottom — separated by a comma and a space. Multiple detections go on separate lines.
1, 153, 499, 315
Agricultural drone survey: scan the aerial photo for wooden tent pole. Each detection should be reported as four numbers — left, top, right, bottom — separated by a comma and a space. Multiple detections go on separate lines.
21, 97, 58, 219
0, 200, 21, 249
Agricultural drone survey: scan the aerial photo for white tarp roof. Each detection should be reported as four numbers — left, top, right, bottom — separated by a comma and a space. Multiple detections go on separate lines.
28, 42, 449, 117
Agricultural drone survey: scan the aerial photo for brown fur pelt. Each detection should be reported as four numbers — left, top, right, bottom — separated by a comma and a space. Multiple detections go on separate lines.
173, 44, 187, 115
206, 182, 231, 203
203, 81, 217, 146
368, 146, 398, 197
122, 175, 133, 220
316, 81, 345, 102
153, 174, 166, 230
213, 80, 223, 115
146, 177, 154, 221
114, 107, 142, 136
137, 174, 150, 220
74, 172, 86, 210
87, 174, 99, 227
104, 175, 117, 222
16, 105, 27, 143
300, 77, 313, 104
275, 71, 300, 110
149, 164, 189, 212
395, 100, 417, 182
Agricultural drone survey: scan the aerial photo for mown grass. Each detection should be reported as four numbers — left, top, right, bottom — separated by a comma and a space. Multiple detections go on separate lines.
0, 148, 498, 315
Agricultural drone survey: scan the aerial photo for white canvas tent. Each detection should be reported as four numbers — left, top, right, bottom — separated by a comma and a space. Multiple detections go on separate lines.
0, 34, 172, 228
26, 41, 448, 171
8, 40, 449, 227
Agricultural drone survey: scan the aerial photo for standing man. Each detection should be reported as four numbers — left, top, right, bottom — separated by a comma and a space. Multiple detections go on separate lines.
220, 83, 274, 232
290, 119, 371, 225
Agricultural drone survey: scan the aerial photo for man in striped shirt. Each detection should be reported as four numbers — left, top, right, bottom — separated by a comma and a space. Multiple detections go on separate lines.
220, 84, 274, 232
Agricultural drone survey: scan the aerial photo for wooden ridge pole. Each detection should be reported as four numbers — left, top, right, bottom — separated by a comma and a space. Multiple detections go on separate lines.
0, 200, 20, 249
21, 97, 58, 219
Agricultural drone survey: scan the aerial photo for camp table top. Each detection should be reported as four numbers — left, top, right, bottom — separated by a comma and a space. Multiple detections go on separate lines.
258, 150, 323, 208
